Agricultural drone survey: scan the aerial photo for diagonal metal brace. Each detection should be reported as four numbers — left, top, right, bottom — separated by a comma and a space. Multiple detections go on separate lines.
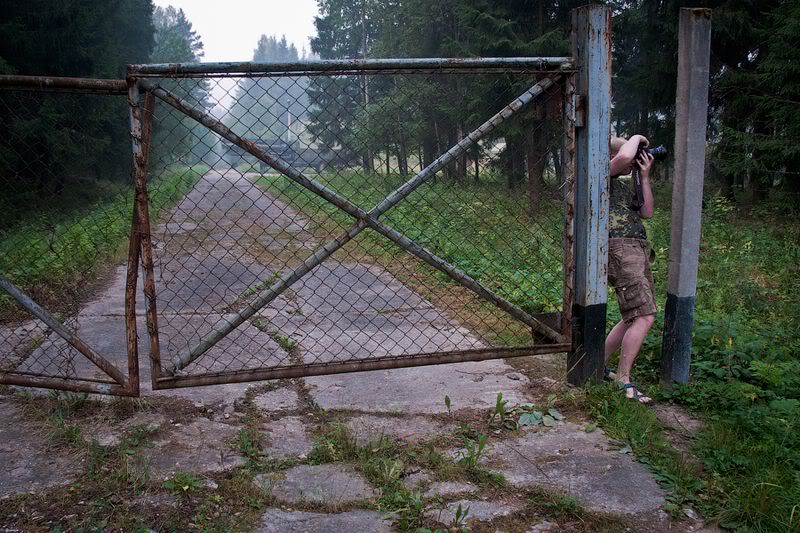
146, 76, 564, 373
0, 274, 128, 386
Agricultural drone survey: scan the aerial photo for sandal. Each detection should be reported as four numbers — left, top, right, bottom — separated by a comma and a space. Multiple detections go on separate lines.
604, 367, 617, 382
619, 382, 652, 404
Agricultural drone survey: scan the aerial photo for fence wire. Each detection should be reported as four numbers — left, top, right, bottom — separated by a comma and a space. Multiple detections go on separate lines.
143, 70, 570, 380
0, 89, 134, 387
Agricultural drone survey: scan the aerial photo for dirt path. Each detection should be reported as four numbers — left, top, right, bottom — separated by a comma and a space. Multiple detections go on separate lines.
0, 169, 707, 531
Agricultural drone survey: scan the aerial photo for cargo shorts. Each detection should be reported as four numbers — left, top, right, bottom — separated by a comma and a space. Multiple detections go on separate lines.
608, 238, 657, 322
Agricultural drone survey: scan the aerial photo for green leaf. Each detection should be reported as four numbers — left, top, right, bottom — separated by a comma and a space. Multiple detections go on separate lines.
518, 412, 543, 427
584, 423, 597, 433
548, 408, 565, 421
542, 415, 556, 427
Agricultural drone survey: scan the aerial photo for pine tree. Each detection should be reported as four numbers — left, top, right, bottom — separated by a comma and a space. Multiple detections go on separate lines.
225, 35, 308, 143
150, 6, 216, 165
0, 0, 153, 208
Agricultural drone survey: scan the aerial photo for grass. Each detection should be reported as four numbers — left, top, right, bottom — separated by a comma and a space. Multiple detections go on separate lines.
0, 165, 205, 319
600, 187, 800, 531
254, 169, 565, 315
581, 385, 706, 512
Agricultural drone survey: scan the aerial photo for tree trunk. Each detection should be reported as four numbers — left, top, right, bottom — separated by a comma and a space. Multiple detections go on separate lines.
456, 124, 467, 182
362, 154, 374, 174
551, 147, 562, 185
385, 145, 391, 175
397, 142, 408, 177
526, 127, 547, 214
504, 136, 526, 189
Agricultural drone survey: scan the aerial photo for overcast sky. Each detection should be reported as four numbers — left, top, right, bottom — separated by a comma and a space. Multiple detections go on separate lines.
153, 0, 319, 61
152, 0, 320, 109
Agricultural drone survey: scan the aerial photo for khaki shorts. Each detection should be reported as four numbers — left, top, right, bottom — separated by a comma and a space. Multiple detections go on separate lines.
608, 238, 657, 322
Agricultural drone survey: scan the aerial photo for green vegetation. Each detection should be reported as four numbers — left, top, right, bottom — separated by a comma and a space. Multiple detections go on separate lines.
255, 170, 565, 317
162, 471, 203, 496
601, 189, 800, 531
260, 167, 800, 530
583, 385, 706, 512
0, 167, 204, 318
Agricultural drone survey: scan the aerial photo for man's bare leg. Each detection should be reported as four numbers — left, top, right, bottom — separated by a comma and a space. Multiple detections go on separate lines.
604, 319, 629, 365
617, 314, 655, 402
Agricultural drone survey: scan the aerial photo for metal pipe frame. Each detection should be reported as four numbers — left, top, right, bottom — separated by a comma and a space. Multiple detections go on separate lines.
561, 74, 577, 339
144, 75, 565, 375
0, 274, 129, 388
0, 79, 138, 396
153, 344, 570, 389
0, 75, 127, 94
129, 57, 575, 78
127, 81, 159, 394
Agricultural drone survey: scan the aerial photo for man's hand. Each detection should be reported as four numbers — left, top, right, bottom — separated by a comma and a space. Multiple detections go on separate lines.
610, 134, 650, 176
636, 151, 654, 178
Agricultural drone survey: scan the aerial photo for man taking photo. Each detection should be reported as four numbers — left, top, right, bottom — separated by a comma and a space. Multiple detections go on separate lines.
605, 135, 657, 403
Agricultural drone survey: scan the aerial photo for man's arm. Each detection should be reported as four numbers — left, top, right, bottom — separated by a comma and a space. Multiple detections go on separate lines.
638, 151, 655, 219
610, 135, 648, 176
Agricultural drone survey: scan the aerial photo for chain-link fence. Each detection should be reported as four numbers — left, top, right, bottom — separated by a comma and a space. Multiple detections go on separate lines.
0, 61, 576, 394
133, 60, 575, 387
0, 79, 138, 394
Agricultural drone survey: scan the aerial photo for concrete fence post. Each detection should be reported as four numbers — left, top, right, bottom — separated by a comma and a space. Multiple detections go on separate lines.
661, 8, 712, 385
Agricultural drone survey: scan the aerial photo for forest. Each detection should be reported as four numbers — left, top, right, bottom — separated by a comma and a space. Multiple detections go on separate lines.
2, 1, 798, 212
0, 1, 799, 531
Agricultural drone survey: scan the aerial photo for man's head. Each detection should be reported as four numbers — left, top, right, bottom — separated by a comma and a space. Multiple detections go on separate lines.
610, 136, 633, 175
610, 136, 626, 158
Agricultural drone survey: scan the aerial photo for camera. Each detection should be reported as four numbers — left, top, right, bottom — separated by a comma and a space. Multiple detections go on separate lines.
641, 144, 668, 160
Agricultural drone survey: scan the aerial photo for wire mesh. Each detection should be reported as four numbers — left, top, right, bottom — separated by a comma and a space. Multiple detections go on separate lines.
0, 89, 134, 387
143, 68, 570, 381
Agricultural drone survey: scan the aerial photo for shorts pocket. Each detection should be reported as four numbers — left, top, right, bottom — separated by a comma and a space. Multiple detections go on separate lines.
615, 280, 648, 313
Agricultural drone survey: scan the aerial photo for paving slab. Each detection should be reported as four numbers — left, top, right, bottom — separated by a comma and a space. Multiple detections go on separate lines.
163, 314, 288, 375
262, 262, 484, 364
87, 412, 168, 447
154, 255, 272, 314
306, 361, 531, 415
14, 313, 278, 407
251, 508, 392, 533
424, 481, 478, 499
0, 398, 84, 497
402, 469, 433, 490
482, 422, 666, 515
253, 387, 304, 413
425, 499, 525, 526
261, 416, 314, 459
344, 414, 455, 446
258, 464, 378, 505
142, 418, 246, 479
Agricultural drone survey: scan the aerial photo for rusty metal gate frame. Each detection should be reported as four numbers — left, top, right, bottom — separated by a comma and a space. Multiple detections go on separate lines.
127, 58, 578, 390
0, 76, 141, 396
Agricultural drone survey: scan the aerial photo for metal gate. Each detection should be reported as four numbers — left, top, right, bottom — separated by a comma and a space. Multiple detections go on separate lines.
0, 76, 140, 396
128, 58, 576, 390
0, 57, 579, 395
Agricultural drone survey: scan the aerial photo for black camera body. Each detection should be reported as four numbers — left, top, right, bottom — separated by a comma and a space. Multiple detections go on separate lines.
629, 144, 667, 211
643, 144, 668, 160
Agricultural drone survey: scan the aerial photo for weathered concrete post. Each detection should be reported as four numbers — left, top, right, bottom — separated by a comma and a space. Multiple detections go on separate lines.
660, 8, 712, 385
568, 4, 612, 386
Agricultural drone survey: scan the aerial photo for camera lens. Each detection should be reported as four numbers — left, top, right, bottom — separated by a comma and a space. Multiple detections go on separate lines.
645, 145, 668, 160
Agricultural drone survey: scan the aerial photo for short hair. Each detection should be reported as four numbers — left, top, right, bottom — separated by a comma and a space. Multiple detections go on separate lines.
610, 136, 626, 155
